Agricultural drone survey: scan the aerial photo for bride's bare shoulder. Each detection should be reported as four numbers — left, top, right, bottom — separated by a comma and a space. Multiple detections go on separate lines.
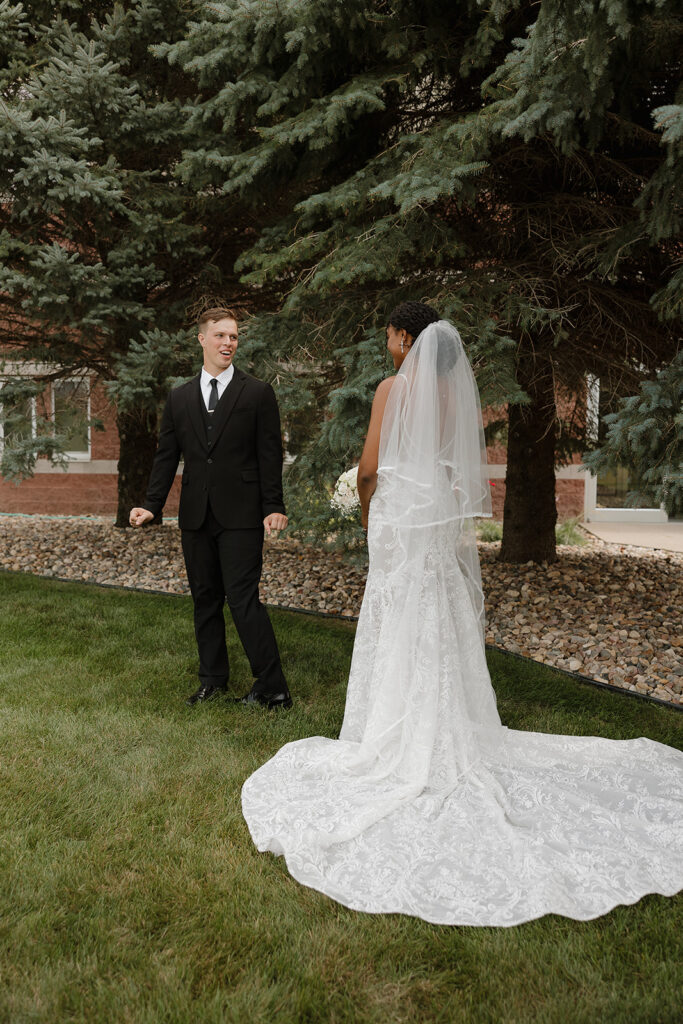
374, 375, 396, 399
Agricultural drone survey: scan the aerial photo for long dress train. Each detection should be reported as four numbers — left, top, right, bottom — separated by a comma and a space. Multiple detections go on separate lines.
242, 323, 683, 926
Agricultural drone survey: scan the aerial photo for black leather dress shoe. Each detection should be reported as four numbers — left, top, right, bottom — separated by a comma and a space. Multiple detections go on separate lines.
186, 682, 227, 706
236, 689, 293, 710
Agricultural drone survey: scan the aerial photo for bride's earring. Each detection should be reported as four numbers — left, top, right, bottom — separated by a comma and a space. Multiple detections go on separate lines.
400, 339, 405, 353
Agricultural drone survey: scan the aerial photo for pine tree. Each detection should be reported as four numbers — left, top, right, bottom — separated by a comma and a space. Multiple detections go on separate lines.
482, 0, 682, 558
0, 1, 227, 524
165, 0, 681, 560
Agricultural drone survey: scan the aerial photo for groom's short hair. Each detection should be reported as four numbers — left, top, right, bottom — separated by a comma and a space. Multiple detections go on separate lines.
198, 306, 238, 331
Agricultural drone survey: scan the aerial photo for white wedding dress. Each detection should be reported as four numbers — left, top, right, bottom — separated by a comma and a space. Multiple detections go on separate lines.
242, 323, 683, 926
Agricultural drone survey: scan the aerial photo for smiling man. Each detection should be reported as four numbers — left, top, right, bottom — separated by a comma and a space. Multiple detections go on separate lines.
130, 306, 291, 709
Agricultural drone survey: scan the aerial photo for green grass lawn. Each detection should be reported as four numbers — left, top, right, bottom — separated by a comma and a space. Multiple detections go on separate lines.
1, 571, 681, 1024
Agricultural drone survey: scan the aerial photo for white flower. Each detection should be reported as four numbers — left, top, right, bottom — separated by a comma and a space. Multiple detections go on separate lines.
331, 465, 360, 517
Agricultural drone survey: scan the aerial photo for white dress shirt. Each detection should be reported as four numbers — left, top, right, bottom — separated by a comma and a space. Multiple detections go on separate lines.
200, 365, 234, 410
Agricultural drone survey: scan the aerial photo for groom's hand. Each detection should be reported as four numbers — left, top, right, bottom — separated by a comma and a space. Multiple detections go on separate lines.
129, 507, 154, 527
264, 513, 288, 536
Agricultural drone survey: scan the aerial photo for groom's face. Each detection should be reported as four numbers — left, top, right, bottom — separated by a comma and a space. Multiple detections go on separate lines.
199, 317, 239, 376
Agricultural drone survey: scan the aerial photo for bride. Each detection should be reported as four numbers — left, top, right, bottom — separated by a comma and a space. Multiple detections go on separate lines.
242, 302, 683, 926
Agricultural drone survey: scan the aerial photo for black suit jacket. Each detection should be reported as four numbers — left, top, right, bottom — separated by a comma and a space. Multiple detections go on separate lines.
143, 368, 286, 530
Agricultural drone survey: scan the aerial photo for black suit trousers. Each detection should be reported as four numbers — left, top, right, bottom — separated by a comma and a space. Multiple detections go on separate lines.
181, 506, 287, 695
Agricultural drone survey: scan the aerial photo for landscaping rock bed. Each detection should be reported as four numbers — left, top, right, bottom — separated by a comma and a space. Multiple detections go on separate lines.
1, 513, 680, 705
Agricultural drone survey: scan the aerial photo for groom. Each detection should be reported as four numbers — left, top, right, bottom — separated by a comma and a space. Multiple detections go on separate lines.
129, 306, 292, 710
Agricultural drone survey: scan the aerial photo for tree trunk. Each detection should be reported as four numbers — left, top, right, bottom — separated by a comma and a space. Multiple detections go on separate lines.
500, 362, 557, 563
115, 404, 160, 527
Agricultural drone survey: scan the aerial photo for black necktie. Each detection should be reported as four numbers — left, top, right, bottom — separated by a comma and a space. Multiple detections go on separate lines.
208, 378, 219, 412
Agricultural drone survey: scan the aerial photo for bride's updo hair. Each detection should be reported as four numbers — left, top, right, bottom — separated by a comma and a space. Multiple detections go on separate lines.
388, 300, 459, 374
387, 301, 440, 340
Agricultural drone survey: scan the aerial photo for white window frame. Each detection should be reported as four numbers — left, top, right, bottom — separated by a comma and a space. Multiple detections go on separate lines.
1, 363, 92, 463
583, 375, 667, 524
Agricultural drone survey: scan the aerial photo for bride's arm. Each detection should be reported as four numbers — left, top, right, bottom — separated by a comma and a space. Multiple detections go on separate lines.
358, 376, 395, 529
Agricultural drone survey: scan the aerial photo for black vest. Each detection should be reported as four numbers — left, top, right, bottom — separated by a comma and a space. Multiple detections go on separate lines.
200, 395, 214, 444
201, 379, 232, 444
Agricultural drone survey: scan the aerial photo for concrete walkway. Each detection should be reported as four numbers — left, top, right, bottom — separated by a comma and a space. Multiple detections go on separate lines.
582, 521, 683, 553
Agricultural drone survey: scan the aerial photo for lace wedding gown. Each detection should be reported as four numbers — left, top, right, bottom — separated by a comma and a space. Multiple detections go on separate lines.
242, 323, 683, 926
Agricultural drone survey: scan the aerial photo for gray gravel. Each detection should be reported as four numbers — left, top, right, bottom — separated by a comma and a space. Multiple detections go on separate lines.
1, 514, 680, 705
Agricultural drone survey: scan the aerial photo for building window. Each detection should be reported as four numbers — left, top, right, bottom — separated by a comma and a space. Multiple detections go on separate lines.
592, 378, 643, 509
0, 392, 37, 447
0, 375, 91, 461
52, 378, 90, 459
584, 375, 666, 523
595, 464, 633, 509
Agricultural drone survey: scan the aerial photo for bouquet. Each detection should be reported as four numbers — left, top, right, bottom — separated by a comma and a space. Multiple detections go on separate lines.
331, 465, 360, 517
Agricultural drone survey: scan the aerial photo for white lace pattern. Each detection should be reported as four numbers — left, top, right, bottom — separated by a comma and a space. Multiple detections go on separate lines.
242, 487, 683, 925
